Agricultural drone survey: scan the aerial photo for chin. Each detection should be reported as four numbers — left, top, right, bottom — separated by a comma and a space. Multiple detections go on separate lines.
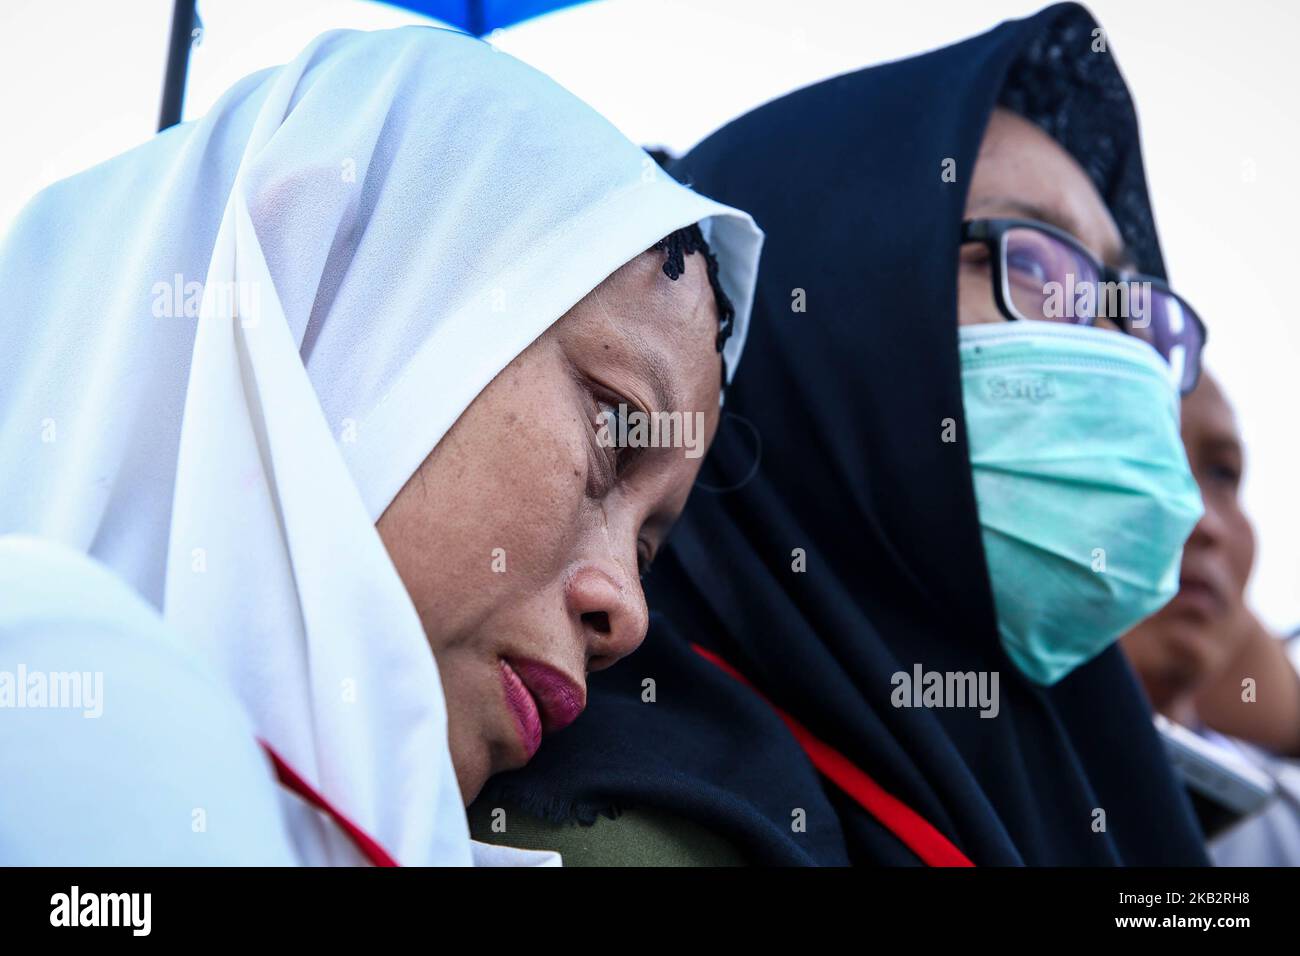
449, 734, 494, 808
1157, 627, 1216, 678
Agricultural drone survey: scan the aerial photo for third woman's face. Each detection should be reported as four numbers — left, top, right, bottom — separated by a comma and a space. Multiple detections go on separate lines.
958, 107, 1128, 330
1121, 375, 1256, 708
377, 248, 722, 803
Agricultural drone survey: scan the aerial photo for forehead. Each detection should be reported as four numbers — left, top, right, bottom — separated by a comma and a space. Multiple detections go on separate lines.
569, 249, 721, 408
967, 109, 1128, 268
1182, 374, 1238, 443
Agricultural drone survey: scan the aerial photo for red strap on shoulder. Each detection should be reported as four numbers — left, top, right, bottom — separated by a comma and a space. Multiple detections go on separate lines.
690, 643, 974, 868
259, 740, 400, 867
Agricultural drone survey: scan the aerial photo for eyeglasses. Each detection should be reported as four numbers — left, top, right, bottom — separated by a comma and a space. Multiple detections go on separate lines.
961, 217, 1207, 394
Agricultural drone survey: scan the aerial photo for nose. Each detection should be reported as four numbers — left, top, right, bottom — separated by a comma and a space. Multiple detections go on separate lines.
1186, 497, 1227, 552
564, 563, 648, 671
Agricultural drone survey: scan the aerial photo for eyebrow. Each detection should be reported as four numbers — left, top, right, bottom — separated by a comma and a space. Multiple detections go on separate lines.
1200, 435, 1243, 458
969, 196, 1139, 272
588, 283, 684, 414
621, 326, 682, 415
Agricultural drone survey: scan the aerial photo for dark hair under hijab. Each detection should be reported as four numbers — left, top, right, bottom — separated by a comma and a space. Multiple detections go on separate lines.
473, 2, 1208, 865
653, 223, 738, 384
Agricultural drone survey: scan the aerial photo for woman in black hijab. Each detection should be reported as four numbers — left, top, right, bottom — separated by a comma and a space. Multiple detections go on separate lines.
469, 2, 1211, 865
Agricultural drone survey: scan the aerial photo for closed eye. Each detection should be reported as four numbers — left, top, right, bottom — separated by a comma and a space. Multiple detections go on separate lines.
589, 385, 646, 477
584, 382, 648, 497
1207, 461, 1241, 489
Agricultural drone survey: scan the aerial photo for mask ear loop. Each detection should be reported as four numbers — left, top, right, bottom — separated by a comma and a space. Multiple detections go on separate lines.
695, 411, 762, 494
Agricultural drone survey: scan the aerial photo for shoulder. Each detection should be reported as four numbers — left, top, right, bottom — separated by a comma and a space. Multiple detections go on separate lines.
468, 799, 747, 866
0, 535, 297, 864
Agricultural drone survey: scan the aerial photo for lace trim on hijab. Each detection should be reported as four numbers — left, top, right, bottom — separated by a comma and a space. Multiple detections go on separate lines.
998, 5, 1165, 279
654, 223, 739, 390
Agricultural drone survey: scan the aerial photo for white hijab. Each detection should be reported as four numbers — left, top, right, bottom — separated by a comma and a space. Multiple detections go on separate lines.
0, 26, 761, 864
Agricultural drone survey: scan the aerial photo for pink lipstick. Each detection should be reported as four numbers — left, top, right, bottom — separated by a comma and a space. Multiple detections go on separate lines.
500, 659, 543, 761
508, 658, 586, 734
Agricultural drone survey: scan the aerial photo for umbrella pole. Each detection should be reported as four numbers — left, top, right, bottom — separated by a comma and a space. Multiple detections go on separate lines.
158, 0, 197, 131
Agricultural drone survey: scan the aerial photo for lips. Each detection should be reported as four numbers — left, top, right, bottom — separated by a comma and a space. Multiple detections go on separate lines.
1171, 567, 1229, 619
499, 657, 586, 763
500, 660, 542, 761
508, 658, 586, 731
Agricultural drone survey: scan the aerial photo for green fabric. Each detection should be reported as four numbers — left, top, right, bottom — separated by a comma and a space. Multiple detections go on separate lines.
467, 799, 747, 866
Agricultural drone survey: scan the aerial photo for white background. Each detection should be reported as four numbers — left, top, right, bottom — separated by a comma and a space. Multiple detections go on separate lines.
2, 0, 1295, 630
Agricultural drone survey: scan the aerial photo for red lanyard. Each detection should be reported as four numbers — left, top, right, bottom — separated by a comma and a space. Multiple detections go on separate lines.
690, 643, 974, 867
261, 648, 974, 868
259, 740, 400, 867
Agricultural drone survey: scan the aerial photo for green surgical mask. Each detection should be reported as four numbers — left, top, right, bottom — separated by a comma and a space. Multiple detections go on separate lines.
958, 320, 1204, 686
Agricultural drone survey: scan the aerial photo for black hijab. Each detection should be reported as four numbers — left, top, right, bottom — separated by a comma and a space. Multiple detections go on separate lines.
475, 2, 1208, 866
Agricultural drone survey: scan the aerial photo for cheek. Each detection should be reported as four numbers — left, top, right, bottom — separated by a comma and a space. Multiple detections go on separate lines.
1223, 505, 1256, 591
379, 361, 593, 653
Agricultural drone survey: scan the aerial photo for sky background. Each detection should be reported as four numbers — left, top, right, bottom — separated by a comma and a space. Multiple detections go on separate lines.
2, 0, 1296, 630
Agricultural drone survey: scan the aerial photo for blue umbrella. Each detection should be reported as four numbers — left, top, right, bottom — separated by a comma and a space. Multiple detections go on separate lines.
398, 0, 595, 34
158, 0, 596, 130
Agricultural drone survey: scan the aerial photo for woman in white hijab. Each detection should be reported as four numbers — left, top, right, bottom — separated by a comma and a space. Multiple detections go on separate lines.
0, 26, 760, 865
